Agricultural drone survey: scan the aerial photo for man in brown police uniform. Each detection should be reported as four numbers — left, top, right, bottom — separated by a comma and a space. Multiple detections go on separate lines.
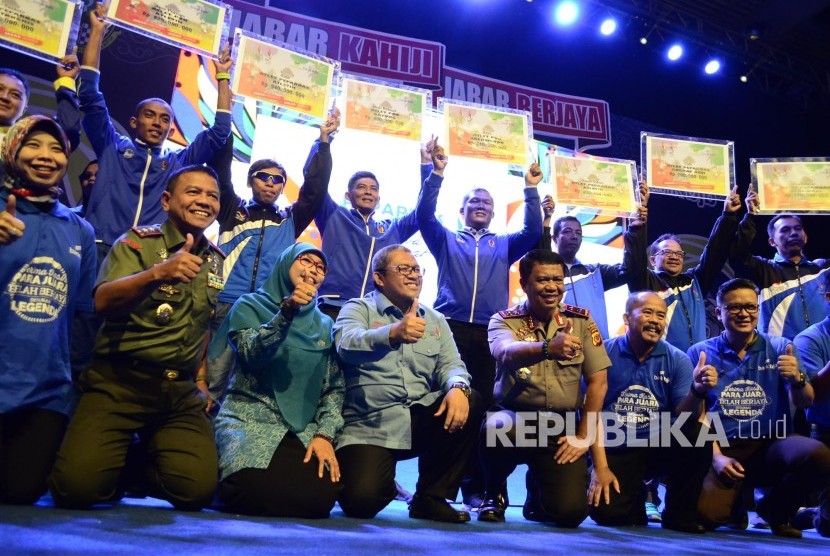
477, 249, 610, 526
49, 165, 224, 510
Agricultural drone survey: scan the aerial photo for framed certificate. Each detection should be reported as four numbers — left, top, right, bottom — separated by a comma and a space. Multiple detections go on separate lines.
439, 98, 532, 166
230, 29, 338, 122
107, 0, 231, 57
0, 0, 81, 64
642, 132, 734, 200
342, 75, 430, 142
751, 157, 830, 214
550, 148, 638, 217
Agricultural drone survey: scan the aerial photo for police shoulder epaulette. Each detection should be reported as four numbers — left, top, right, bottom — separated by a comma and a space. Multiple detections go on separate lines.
562, 304, 590, 318
498, 305, 528, 319
208, 241, 226, 258
130, 225, 163, 238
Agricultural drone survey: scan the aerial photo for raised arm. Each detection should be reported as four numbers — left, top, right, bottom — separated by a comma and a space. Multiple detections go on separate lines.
415, 139, 450, 254
691, 186, 741, 295
292, 105, 339, 236
54, 49, 81, 152
506, 162, 543, 263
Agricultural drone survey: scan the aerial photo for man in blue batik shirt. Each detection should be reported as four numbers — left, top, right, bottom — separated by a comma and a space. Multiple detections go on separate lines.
334, 244, 482, 524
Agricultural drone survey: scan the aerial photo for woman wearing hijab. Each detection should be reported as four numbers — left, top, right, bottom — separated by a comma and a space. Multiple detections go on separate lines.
0, 115, 96, 504
212, 242, 344, 518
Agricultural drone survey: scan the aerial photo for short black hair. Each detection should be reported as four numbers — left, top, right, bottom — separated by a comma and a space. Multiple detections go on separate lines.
79, 159, 98, 181
347, 170, 379, 192
165, 164, 219, 194
552, 216, 581, 239
648, 233, 681, 257
247, 159, 286, 183
519, 249, 565, 282
134, 97, 173, 118
0, 67, 30, 99
461, 187, 491, 207
716, 278, 759, 306
766, 213, 803, 238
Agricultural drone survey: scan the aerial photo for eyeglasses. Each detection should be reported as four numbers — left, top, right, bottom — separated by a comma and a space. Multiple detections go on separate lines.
296, 255, 328, 275
251, 171, 286, 185
657, 249, 685, 259
721, 304, 760, 315
378, 265, 425, 277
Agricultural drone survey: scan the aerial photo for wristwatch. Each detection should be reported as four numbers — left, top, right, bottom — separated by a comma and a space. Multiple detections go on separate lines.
449, 382, 472, 398
792, 371, 808, 389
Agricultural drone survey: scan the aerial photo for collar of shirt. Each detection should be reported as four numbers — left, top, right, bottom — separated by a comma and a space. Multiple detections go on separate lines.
161, 220, 210, 257
244, 199, 279, 213
373, 291, 425, 319
717, 330, 766, 357
349, 207, 376, 223
133, 137, 166, 156
462, 226, 491, 238
617, 334, 668, 360
773, 251, 810, 265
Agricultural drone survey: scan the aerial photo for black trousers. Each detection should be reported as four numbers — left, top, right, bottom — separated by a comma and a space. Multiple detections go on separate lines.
219, 433, 340, 519
698, 435, 830, 528
337, 390, 483, 518
0, 407, 67, 505
480, 409, 588, 527
589, 420, 712, 526
447, 319, 493, 498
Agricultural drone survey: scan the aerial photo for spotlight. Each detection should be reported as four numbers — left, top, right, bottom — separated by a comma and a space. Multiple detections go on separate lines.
740, 75, 748, 83
600, 18, 617, 36
640, 36, 648, 45
666, 44, 683, 61
704, 59, 721, 74
554, 1, 579, 26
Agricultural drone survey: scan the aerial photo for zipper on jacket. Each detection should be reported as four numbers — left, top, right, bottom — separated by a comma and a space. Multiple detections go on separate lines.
249, 219, 267, 292
133, 149, 153, 227
469, 237, 480, 322
360, 237, 377, 297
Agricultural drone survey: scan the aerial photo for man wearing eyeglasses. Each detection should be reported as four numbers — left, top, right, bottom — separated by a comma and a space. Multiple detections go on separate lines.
729, 191, 830, 339
625, 187, 742, 350
690, 278, 830, 538
333, 244, 482, 523
205, 109, 340, 405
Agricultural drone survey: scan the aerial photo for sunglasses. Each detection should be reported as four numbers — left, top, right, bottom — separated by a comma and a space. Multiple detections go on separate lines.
251, 171, 286, 185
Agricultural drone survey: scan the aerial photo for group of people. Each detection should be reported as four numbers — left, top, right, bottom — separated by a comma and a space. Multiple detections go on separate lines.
2, 4, 830, 544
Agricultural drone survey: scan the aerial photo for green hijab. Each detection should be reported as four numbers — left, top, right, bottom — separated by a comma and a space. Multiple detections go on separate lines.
215, 243, 332, 432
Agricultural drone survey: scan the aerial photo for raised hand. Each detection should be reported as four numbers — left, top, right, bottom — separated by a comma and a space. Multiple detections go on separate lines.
421, 134, 437, 164
0, 195, 26, 245
638, 176, 650, 207
213, 41, 234, 73
390, 298, 426, 344
525, 160, 543, 187
153, 233, 203, 284
724, 185, 741, 213
547, 318, 582, 360
320, 101, 340, 142
89, 2, 110, 33
542, 194, 555, 220
430, 139, 447, 173
57, 47, 80, 79
745, 184, 760, 214
692, 351, 717, 395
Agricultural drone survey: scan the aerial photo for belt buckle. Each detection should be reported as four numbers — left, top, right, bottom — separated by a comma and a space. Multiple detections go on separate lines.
163, 369, 179, 380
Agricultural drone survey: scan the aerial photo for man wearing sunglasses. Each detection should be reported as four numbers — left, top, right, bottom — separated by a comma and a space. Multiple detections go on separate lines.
205, 109, 340, 406
624, 186, 742, 350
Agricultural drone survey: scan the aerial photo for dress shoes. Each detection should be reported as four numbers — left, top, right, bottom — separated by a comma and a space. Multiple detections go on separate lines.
477, 494, 507, 523
409, 494, 471, 523
661, 516, 706, 534
755, 500, 802, 538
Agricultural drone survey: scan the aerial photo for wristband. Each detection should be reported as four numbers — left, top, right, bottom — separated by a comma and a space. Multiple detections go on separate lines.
53, 77, 77, 92
215, 72, 231, 81
541, 338, 554, 360
314, 432, 334, 443
195, 375, 207, 383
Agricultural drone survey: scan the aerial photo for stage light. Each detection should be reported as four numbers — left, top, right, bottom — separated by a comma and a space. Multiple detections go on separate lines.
554, 1, 579, 26
666, 44, 683, 61
600, 18, 617, 36
640, 36, 648, 45
740, 74, 748, 83
704, 59, 721, 74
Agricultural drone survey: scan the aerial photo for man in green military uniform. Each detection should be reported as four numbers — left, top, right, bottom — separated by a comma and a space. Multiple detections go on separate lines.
477, 249, 610, 526
49, 165, 224, 510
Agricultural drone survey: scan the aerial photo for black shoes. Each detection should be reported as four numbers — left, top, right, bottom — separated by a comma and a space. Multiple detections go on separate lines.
755, 500, 803, 538
409, 494, 471, 523
477, 493, 508, 523
661, 515, 706, 534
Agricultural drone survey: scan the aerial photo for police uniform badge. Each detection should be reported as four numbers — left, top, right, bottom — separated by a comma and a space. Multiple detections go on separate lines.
156, 248, 168, 261
207, 250, 225, 290
156, 303, 173, 324
516, 367, 532, 381
588, 321, 602, 346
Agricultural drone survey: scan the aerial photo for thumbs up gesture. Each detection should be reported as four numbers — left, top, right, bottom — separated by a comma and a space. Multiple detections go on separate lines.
692, 351, 717, 396
778, 343, 802, 385
547, 317, 583, 360
0, 194, 26, 245
390, 298, 426, 344
153, 233, 203, 284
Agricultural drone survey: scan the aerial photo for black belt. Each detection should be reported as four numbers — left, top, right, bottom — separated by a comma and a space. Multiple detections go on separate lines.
96, 356, 193, 381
